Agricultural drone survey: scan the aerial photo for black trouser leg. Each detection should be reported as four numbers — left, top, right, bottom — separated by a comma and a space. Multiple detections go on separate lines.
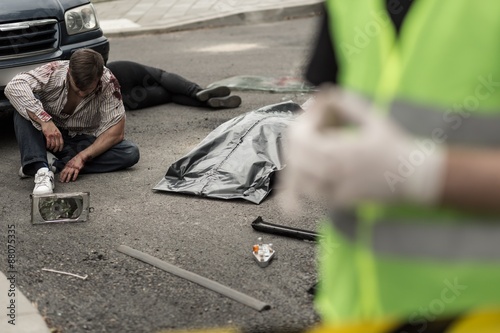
158, 71, 202, 97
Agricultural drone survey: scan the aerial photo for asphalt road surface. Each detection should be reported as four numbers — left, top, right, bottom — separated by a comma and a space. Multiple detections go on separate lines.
0, 16, 329, 333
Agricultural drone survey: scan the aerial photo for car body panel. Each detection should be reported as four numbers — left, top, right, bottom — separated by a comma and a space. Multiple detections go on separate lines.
0, 0, 109, 112
0, 0, 88, 22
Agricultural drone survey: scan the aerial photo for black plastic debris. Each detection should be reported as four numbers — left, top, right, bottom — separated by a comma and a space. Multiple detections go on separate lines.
251, 216, 319, 242
153, 101, 303, 204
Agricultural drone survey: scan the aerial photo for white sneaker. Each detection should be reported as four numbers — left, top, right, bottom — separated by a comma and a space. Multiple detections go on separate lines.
33, 167, 55, 195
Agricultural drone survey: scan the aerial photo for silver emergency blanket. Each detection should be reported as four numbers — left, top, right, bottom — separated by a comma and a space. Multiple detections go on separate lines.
153, 101, 302, 204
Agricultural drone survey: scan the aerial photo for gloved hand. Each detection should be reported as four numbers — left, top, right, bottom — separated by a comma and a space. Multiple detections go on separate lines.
281, 86, 448, 211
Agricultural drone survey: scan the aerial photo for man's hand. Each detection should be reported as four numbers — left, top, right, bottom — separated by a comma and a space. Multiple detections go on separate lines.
57, 117, 125, 183
41, 121, 64, 152
59, 154, 86, 182
280, 87, 447, 212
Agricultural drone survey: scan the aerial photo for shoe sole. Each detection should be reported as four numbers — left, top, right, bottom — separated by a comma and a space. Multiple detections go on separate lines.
33, 188, 54, 195
207, 95, 242, 109
19, 166, 30, 179
196, 86, 231, 102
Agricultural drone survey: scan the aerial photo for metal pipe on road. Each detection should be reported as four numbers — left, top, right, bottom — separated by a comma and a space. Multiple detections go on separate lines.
117, 245, 271, 312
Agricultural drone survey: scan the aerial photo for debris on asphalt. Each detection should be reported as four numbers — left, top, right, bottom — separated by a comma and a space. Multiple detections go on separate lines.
207, 75, 315, 93
117, 245, 271, 312
252, 237, 275, 268
31, 192, 91, 224
42, 268, 89, 280
251, 216, 319, 242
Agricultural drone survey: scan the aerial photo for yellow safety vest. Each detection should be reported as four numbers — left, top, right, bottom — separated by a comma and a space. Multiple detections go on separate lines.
317, 0, 500, 327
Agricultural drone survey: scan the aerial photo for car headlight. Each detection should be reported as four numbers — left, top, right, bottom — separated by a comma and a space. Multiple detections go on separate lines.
65, 4, 99, 35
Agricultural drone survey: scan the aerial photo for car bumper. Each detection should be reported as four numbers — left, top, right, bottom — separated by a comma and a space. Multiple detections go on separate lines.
0, 37, 109, 112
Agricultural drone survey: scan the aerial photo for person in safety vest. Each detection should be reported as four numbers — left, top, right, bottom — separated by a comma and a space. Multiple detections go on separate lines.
282, 1, 500, 332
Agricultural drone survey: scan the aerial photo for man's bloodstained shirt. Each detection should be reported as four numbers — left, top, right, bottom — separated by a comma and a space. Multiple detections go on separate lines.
5, 61, 125, 137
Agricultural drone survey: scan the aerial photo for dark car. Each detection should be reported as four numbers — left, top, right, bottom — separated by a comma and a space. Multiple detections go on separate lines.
0, 0, 109, 113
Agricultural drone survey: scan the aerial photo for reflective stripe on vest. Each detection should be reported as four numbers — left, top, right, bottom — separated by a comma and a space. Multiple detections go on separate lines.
331, 210, 500, 261
390, 99, 500, 147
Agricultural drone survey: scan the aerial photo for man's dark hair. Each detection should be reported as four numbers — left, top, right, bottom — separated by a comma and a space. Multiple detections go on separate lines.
69, 48, 104, 90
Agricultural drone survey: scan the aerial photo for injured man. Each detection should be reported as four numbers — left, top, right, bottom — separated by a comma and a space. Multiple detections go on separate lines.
107, 60, 242, 111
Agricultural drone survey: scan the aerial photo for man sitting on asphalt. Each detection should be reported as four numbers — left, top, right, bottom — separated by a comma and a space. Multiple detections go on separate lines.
5, 48, 140, 195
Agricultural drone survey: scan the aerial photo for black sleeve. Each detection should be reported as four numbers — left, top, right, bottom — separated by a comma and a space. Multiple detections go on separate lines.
304, 8, 338, 86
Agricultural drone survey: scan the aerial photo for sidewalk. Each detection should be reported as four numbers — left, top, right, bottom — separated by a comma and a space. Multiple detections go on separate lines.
93, 0, 324, 37
0, 271, 51, 333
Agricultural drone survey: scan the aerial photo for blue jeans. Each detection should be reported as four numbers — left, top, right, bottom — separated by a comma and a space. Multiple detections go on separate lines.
14, 112, 140, 176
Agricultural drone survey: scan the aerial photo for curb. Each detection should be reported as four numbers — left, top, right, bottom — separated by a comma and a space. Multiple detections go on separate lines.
102, 2, 323, 38
0, 271, 51, 333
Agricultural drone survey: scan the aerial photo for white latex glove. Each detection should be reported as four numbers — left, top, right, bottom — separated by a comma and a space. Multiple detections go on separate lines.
281, 86, 447, 211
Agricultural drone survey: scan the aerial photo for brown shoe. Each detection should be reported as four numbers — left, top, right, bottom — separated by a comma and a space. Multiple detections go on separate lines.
207, 95, 242, 109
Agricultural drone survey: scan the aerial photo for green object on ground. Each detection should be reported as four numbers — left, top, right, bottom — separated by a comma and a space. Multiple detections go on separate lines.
207, 75, 315, 93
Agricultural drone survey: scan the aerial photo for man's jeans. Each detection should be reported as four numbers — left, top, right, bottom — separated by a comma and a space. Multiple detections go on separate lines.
14, 112, 140, 176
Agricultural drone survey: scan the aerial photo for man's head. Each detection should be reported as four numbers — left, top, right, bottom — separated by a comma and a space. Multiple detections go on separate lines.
69, 48, 104, 97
